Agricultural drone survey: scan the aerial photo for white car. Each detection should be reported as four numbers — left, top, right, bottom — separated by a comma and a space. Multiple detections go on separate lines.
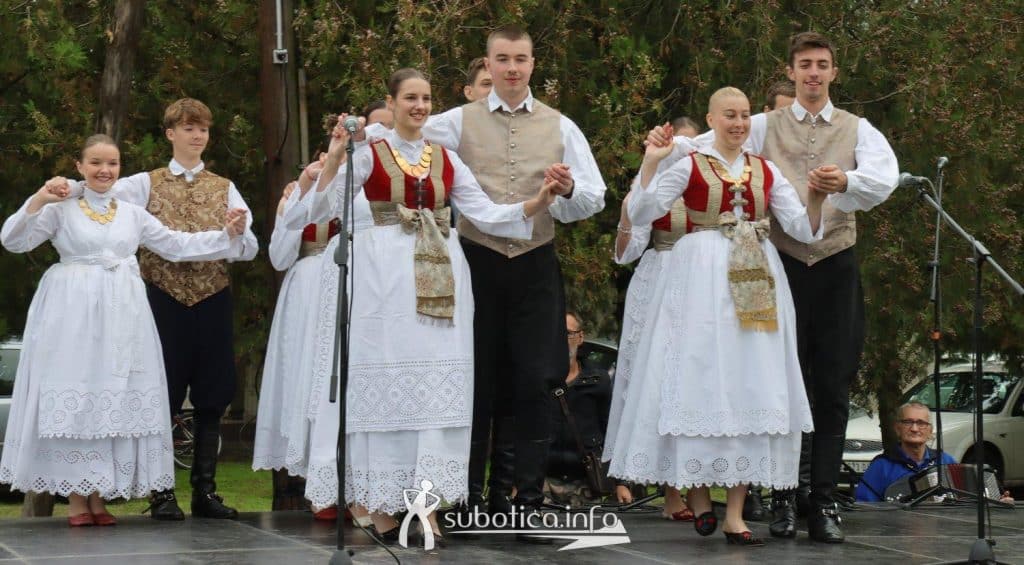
842, 361, 1024, 487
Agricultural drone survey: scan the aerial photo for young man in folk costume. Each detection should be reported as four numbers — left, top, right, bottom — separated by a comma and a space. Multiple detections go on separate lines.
646, 32, 898, 542
82, 98, 260, 520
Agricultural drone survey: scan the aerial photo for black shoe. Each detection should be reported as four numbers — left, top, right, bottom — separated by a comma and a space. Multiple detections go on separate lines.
488, 493, 513, 515
377, 525, 401, 544
512, 500, 554, 545
192, 492, 239, 519
724, 530, 765, 546
143, 490, 185, 521
743, 489, 766, 522
807, 505, 844, 543
694, 511, 718, 537
795, 486, 812, 518
769, 495, 797, 538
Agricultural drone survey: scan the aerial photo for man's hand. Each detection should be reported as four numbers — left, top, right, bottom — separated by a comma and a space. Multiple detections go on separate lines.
544, 163, 574, 196
645, 122, 674, 149
808, 165, 848, 194
225, 209, 248, 237
43, 176, 71, 200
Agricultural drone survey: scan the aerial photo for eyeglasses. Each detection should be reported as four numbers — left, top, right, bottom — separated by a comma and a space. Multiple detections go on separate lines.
567, 329, 583, 337
898, 419, 932, 428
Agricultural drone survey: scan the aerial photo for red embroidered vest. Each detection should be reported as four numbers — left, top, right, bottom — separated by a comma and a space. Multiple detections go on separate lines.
683, 152, 773, 233
650, 199, 688, 250
365, 140, 454, 208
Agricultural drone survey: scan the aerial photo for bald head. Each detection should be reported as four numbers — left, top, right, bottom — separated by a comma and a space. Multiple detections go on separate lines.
708, 86, 749, 114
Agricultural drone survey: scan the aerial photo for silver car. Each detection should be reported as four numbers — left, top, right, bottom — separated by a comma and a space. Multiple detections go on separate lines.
0, 338, 21, 461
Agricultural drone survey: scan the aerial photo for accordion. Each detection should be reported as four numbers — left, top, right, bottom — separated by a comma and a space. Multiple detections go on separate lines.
883, 463, 1002, 502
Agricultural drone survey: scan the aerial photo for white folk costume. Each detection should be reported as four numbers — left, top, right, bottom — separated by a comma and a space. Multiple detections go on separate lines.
602, 198, 686, 467
0, 187, 237, 499
609, 146, 819, 490
286, 129, 533, 513
252, 189, 372, 477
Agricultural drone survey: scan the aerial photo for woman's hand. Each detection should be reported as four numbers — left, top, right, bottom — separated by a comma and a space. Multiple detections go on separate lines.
616, 484, 634, 504
276, 182, 297, 217
225, 208, 248, 237
643, 122, 676, 163
522, 179, 560, 218
27, 177, 71, 213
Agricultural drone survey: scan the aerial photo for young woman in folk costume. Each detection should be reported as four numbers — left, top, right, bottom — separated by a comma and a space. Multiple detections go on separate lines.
0, 135, 246, 526
286, 68, 559, 543
608, 87, 825, 546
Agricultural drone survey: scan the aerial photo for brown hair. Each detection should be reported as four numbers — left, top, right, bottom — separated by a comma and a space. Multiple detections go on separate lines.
163, 98, 213, 129
80, 133, 118, 159
466, 57, 488, 87
787, 31, 836, 67
486, 25, 533, 54
670, 116, 701, 135
764, 80, 796, 110
387, 68, 429, 97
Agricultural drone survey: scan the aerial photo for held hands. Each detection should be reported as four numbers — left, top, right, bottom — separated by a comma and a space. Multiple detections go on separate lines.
644, 122, 676, 161
38, 176, 71, 203
544, 163, 574, 196
808, 164, 848, 194
224, 208, 248, 237
326, 113, 366, 162
523, 179, 561, 218
277, 182, 297, 216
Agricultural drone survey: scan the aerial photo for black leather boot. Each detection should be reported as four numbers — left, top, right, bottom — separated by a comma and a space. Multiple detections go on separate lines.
795, 431, 813, 518
807, 503, 844, 543
807, 433, 845, 543
769, 490, 797, 538
487, 416, 516, 515
512, 438, 553, 544
190, 411, 238, 519
144, 489, 185, 521
743, 486, 766, 522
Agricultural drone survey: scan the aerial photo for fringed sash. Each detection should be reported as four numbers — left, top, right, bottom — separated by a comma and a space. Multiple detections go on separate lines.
717, 212, 778, 332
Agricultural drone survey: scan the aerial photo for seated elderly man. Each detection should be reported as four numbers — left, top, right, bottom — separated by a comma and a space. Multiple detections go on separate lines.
854, 401, 955, 502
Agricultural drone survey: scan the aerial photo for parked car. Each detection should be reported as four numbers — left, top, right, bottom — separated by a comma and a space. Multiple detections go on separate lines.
842, 360, 1024, 487
0, 338, 22, 462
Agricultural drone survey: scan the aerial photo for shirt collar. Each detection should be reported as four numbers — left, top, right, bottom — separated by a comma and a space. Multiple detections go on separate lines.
83, 186, 114, 209
386, 129, 425, 151
487, 88, 535, 113
696, 144, 746, 169
169, 159, 205, 181
789, 98, 835, 123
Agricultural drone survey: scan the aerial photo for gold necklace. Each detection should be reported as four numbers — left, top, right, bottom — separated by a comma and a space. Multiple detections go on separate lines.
78, 196, 117, 224
391, 143, 433, 177
709, 156, 752, 187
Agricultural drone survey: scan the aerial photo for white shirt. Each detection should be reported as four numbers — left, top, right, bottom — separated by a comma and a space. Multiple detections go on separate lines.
363, 88, 606, 223
628, 145, 823, 244
91, 159, 260, 261
286, 129, 534, 240
687, 99, 899, 213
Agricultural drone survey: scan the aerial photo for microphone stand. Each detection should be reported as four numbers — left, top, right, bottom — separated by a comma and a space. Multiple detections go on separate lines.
912, 179, 1021, 565
329, 133, 356, 565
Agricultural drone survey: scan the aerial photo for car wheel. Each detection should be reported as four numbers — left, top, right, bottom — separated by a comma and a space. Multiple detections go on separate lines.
962, 444, 1005, 485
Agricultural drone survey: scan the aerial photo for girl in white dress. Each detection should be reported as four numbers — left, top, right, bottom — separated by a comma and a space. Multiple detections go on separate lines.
611, 88, 824, 545
0, 135, 247, 526
287, 68, 559, 542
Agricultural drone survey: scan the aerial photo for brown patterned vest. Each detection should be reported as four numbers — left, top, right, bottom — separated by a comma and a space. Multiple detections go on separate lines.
456, 97, 564, 257
139, 168, 230, 306
762, 106, 859, 265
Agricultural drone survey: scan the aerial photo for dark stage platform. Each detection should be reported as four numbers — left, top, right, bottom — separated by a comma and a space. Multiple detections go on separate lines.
0, 503, 1020, 564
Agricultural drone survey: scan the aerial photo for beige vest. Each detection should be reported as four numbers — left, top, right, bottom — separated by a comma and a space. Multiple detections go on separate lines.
762, 107, 858, 265
456, 98, 564, 257
651, 199, 688, 251
139, 168, 230, 306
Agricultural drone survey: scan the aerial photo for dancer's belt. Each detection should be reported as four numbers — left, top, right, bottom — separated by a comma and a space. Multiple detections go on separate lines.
369, 202, 454, 321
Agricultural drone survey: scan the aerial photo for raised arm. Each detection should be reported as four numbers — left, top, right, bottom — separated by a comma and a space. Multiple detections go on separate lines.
268, 183, 303, 271
1, 188, 66, 253
815, 118, 899, 213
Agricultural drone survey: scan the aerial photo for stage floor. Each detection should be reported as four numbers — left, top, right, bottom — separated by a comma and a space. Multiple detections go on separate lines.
0, 503, 1020, 564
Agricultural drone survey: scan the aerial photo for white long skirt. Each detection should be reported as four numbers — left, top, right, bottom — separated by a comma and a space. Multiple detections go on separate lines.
252, 253, 324, 475
606, 231, 813, 489
304, 224, 471, 513
0, 263, 175, 499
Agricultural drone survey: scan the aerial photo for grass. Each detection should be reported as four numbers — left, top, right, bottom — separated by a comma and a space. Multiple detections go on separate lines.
0, 460, 273, 519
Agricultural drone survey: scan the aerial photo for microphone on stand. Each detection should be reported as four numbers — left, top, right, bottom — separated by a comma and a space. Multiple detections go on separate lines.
342, 115, 360, 133
898, 172, 932, 188
936, 156, 949, 170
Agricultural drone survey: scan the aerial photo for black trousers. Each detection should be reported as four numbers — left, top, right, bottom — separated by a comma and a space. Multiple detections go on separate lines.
780, 247, 865, 507
461, 241, 568, 499
146, 284, 238, 414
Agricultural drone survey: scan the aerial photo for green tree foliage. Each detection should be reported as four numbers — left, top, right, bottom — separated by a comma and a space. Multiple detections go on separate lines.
1, 1, 1021, 440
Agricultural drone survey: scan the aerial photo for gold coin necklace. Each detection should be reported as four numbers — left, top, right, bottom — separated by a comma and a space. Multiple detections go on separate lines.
79, 196, 118, 224
391, 143, 433, 178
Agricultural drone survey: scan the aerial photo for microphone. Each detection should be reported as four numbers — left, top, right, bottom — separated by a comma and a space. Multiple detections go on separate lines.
936, 156, 949, 170
342, 115, 360, 133
898, 172, 930, 188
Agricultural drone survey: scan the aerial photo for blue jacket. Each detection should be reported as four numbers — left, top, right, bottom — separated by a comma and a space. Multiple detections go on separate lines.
854, 446, 957, 502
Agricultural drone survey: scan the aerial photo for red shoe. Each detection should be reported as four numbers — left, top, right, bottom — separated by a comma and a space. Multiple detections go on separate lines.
92, 512, 118, 526
68, 512, 95, 527
313, 507, 339, 521
663, 508, 695, 521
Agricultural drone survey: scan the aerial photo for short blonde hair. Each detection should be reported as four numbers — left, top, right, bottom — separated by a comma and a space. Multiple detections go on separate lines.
708, 86, 748, 113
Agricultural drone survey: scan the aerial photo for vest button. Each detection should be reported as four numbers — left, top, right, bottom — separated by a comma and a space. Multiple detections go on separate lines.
510, 159, 516, 165
809, 153, 817, 159
510, 143, 517, 148
810, 137, 816, 143
510, 176, 516, 181
511, 128, 518, 134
